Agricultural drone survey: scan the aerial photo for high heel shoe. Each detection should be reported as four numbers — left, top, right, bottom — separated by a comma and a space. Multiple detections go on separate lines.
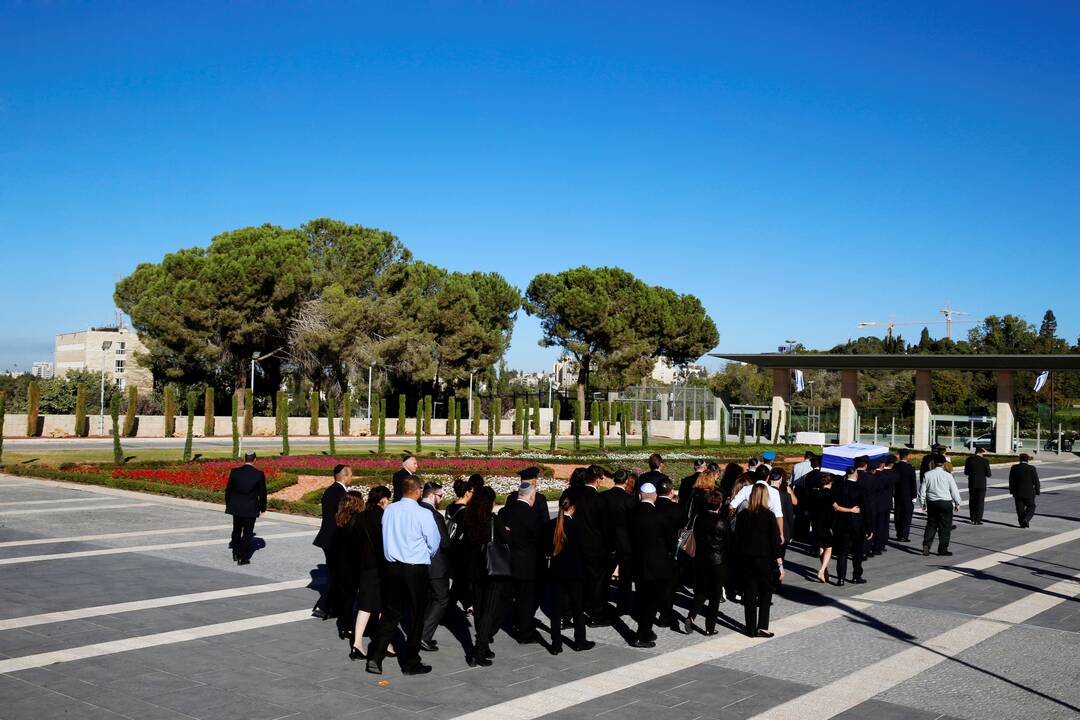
349, 646, 365, 661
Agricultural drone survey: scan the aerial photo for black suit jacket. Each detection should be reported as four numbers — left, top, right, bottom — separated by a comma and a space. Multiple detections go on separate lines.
500, 499, 543, 581
630, 502, 678, 581
391, 467, 411, 502
508, 489, 551, 524
1008, 463, 1040, 500
548, 514, 586, 580
964, 455, 992, 489
422, 500, 451, 579
831, 479, 869, 535
601, 486, 637, 554
677, 473, 698, 518
656, 496, 684, 543
733, 507, 782, 560
313, 482, 346, 550
572, 485, 608, 565
894, 461, 917, 502
224, 464, 267, 518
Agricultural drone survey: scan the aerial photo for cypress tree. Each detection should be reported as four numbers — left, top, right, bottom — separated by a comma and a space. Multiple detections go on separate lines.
492, 397, 502, 435
415, 398, 422, 453
487, 396, 495, 451
684, 408, 692, 447
514, 397, 524, 435
0, 391, 6, 463
183, 390, 197, 462
124, 385, 139, 438
111, 393, 123, 464
424, 395, 432, 434
26, 381, 40, 437
621, 402, 629, 448
719, 406, 727, 446
327, 398, 337, 455
699, 404, 706, 447
471, 397, 481, 435
203, 386, 215, 437
309, 392, 320, 436
642, 408, 650, 447
550, 398, 560, 451
523, 401, 530, 450
281, 392, 290, 455
598, 400, 606, 450
244, 388, 254, 435
341, 392, 352, 436
591, 400, 599, 439
275, 390, 285, 436
231, 392, 240, 458
448, 396, 456, 435
378, 397, 386, 453
573, 400, 582, 451
75, 383, 88, 437
164, 385, 176, 437
397, 394, 406, 435
454, 403, 462, 454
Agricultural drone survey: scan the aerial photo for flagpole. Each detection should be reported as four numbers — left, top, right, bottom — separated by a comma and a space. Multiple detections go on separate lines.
1051, 371, 1056, 453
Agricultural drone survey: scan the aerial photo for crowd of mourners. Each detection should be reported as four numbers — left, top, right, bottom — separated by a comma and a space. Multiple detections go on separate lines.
280, 444, 1038, 677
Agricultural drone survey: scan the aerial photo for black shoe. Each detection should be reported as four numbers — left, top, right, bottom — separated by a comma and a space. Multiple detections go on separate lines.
402, 663, 433, 675
938, 550, 953, 556
312, 607, 329, 620
837, 579, 845, 587
703, 628, 719, 636
586, 618, 609, 628
517, 632, 541, 645
338, 629, 353, 641
570, 640, 595, 652
550, 645, 563, 656
419, 640, 438, 652
756, 629, 775, 638
469, 652, 492, 667
922, 546, 931, 556
365, 659, 382, 674
232, 551, 240, 562
238, 559, 250, 565
644, 631, 658, 642
669, 622, 688, 635
853, 577, 867, 584
629, 638, 656, 648
349, 646, 365, 661
682, 617, 694, 635
482, 647, 495, 660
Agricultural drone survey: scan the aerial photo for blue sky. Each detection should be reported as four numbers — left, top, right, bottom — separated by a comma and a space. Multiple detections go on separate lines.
2, 1, 1078, 373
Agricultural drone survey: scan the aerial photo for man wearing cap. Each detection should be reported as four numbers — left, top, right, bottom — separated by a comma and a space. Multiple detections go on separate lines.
629, 482, 679, 647
963, 447, 992, 525
393, 454, 420, 502
500, 481, 544, 643
893, 449, 918, 542
760, 450, 776, 472
1008, 453, 1040, 528
312, 464, 351, 619
225, 452, 267, 565
918, 454, 962, 556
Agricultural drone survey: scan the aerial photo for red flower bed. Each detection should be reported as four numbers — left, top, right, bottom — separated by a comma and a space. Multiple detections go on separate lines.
196, 456, 543, 475
110, 465, 283, 491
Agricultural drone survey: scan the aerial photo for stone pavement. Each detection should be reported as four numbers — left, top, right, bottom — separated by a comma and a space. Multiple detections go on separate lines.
0, 462, 1077, 720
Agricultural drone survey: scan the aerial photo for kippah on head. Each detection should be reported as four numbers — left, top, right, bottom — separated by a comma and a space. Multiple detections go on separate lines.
517, 466, 540, 480
244, 452, 257, 462
762, 450, 776, 461
932, 454, 947, 465
333, 463, 347, 477
638, 482, 657, 494
975, 446, 986, 454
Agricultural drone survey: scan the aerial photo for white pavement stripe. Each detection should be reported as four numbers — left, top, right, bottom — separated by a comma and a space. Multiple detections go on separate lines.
0, 502, 152, 516
0, 609, 312, 674
448, 522, 1080, 720
0, 523, 278, 549
855, 527, 1080, 602
0, 579, 310, 630
752, 573, 1080, 720
0, 497, 118, 508
451, 603, 865, 720
0, 530, 313, 566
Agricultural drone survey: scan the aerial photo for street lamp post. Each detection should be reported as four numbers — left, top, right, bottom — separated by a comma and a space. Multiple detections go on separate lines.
241, 352, 260, 456
468, 369, 478, 418
368, 364, 374, 420
99, 341, 113, 435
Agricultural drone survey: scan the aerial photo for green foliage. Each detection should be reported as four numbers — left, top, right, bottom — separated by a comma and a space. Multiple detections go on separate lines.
471, 397, 481, 435
231, 392, 240, 459
341, 392, 351, 436
493, 397, 503, 435
308, 391, 321, 436
448, 396, 456, 432
550, 398, 560, 451
620, 402, 628, 448
424, 394, 432, 434
327, 398, 337, 455
598, 401, 606, 450
164, 385, 176, 437
378, 397, 386, 453
274, 390, 285, 436
487, 395, 495, 451
699, 404, 706, 447
75, 384, 88, 437
738, 409, 746, 444
514, 397, 524, 435
281, 392, 290, 455
26, 381, 40, 436
123, 385, 139, 438
397, 394, 406, 435
415, 398, 422, 452
111, 394, 123, 464
641, 408, 650, 447
244, 388, 254, 435
454, 402, 462, 453
532, 396, 541, 434
684, 408, 692, 447
522, 400, 530, 450
573, 400, 582, 451
590, 400, 599, 437
203, 386, 215, 437
183, 391, 197, 462
35, 369, 119, 415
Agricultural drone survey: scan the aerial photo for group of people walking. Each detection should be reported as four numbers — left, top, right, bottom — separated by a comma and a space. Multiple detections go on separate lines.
221, 444, 1045, 678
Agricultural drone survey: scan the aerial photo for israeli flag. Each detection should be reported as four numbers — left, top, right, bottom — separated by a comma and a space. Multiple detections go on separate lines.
1034, 370, 1049, 393
794, 369, 806, 393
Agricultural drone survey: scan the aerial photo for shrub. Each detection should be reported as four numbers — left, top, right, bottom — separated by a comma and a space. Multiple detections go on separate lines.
739, 410, 746, 444
454, 402, 462, 453
281, 391, 291, 455
397, 394, 406, 435
493, 398, 503, 435
684, 410, 692, 447
700, 405, 706, 447
487, 395, 495, 451
342, 392, 352, 436
183, 390, 197, 462
309, 392, 320, 436
471, 397, 480, 435
378, 397, 386, 453
203, 386, 215, 437
424, 395, 432, 434
415, 397, 422, 452
244, 388, 254, 435
642, 408, 650, 447
163, 385, 176, 437
550, 398, 560, 451
532, 396, 541, 435
111, 393, 123, 464
448, 396, 456, 433
515, 397, 524, 435
522, 401, 530, 450
123, 385, 138, 438
26, 381, 40, 437
231, 392, 240, 459
75, 383, 88, 437
598, 401, 606, 450
327, 398, 337, 455
573, 400, 582, 451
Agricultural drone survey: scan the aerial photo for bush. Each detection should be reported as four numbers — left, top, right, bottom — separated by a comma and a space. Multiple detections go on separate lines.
699, 405, 706, 447
515, 397, 524, 435
598, 401, 606, 450
454, 402, 462, 453
493, 398, 503, 435
26, 381, 40, 436
415, 397, 422, 452
281, 392, 291, 455
397, 394, 406, 435
183, 390, 197, 462
448, 396, 456, 432
203, 386, 215, 437
378, 397, 386, 453
309, 392, 320, 436
231, 392, 240, 459
341, 391, 352, 436
327, 398, 337, 455
164, 385, 176, 437
487, 395, 495, 451
0, 391, 6, 463
522, 400, 530, 450
424, 395, 432, 434
620, 402, 629, 448
472, 396, 481, 435
532, 396, 541, 435
642, 408, 650, 447
75, 383, 88, 437
111, 394, 123, 464
573, 400, 582, 451
550, 398, 560, 451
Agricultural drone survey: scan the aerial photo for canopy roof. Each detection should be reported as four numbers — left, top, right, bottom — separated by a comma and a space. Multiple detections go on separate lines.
710, 353, 1080, 371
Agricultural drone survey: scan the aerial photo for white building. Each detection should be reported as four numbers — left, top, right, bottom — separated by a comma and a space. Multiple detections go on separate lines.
650, 356, 707, 385
552, 357, 576, 388
54, 327, 152, 390
31, 361, 54, 379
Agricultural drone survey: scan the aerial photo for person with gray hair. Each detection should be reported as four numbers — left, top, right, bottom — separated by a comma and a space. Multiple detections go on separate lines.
629, 482, 680, 647
500, 480, 544, 643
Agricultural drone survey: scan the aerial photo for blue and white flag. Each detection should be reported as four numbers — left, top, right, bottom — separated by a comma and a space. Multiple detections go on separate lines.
1034, 370, 1049, 393
794, 369, 806, 393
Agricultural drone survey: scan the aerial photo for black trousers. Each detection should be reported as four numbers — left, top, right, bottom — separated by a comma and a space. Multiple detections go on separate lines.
511, 579, 537, 636
924, 500, 953, 551
835, 529, 865, 581
369, 562, 429, 667
585, 559, 608, 619
741, 557, 774, 635
968, 488, 986, 523
657, 573, 679, 626
634, 578, 665, 640
313, 548, 334, 616
689, 563, 725, 633
473, 577, 508, 650
1014, 497, 1037, 526
421, 575, 450, 644
550, 577, 586, 650
230, 516, 256, 559
894, 498, 914, 540
611, 551, 634, 613
875, 507, 890, 553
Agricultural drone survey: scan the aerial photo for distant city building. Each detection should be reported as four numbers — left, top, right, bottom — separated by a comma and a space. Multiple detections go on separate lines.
517, 371, 547, 388
54, 326, 153, 390
31, 361, 54, 379
650, 356, 707, 385
552, 357, 576, 387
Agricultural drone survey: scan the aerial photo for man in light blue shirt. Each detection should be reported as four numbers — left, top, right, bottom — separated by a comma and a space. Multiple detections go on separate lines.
367, 475, 439, 677
918, 454, 961, 557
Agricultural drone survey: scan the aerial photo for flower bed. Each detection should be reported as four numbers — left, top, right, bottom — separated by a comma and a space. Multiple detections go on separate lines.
195, 456, 551, 477
110, 465, 285, 492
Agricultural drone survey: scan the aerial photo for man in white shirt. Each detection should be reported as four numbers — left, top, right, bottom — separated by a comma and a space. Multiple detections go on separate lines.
918, 454, 961, 557
729, 474, 785, 543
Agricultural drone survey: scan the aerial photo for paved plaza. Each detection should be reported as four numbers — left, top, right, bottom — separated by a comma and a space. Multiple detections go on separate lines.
0, 461, 1078, 720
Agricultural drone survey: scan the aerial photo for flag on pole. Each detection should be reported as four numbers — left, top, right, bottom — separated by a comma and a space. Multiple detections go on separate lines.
1034, 370, 1049, 393
794, 369, 806, 393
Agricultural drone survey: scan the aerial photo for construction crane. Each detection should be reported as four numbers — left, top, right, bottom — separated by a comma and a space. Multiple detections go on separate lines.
939, 306, 971, 339
857, 318, 978, 339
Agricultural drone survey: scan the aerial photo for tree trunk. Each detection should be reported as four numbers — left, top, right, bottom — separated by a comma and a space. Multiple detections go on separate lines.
576, 354, 590, 414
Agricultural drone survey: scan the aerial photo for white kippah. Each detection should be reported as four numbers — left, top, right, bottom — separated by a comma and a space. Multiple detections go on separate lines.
638, 482, 657, 494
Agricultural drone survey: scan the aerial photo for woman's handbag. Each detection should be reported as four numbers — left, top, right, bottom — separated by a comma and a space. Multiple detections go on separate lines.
677, 499, 697, 559
483, 517, 512, 577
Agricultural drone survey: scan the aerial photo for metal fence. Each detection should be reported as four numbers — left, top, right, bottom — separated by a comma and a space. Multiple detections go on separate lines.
613, 384, 717, 422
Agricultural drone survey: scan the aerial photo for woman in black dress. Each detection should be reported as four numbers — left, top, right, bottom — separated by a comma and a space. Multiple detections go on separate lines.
447, 475, 482, 613
348, 485, 392, 660
329, 490, 366, 642
809, 474, 835, 583
547, 491, 593, 654
461, 486, 511, 666
685, 489, 727, 635
733, 484, 783, 638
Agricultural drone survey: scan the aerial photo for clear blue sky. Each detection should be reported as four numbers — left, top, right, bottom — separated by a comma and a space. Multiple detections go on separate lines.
2, 1, 1079, 374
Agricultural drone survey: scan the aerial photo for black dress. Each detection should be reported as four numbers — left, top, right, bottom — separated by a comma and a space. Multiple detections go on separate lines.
809, 485, 835, 550
355, 506, 384, 612
690, 510, 726, 632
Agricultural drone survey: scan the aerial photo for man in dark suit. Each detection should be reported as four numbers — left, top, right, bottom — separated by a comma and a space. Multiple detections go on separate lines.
312, 464, 351, 619
508, 467, 550, 524
893, 449, 918, 542
601, 469, 638, 616
636, 453, 671, 494
963, 447, 992, 524
419, 481, 451, 652
920, 444, 946, 481
677, 459, 706, 522
572, 467, 609, 625
224, 452, 267, 565
1008, 453, 1040, 528
874, 458, 896, 555
392, 454, 420, 502
853, 457, 875, 560
655, 478, 686, 632
629, 482, 679, 647
500, 481, 543, 642
832, 467, 870, 585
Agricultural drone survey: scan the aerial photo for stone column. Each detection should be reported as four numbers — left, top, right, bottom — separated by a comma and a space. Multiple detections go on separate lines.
913, 369, 932, 450
771, 368, 790, 443
839, 369, 858, 445
995, 370, 1015, 453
